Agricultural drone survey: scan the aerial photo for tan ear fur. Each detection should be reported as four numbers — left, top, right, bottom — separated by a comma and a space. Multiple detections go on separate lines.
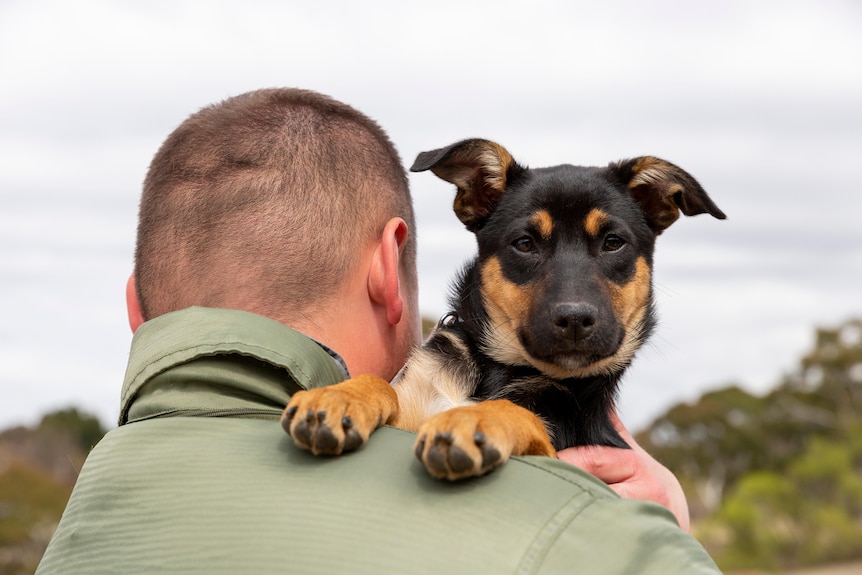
612, 156, 726, 234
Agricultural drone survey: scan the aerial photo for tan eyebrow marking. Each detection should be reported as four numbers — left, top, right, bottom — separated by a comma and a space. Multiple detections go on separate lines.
584, 208, 609, 237
530, 210, 554, 240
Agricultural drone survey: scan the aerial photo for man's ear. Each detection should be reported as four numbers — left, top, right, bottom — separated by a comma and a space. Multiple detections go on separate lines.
126, 274, 145, 333
368, 218, 409, 326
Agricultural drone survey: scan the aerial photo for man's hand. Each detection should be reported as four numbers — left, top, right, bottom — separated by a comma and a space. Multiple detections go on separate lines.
556, 409, 690, 532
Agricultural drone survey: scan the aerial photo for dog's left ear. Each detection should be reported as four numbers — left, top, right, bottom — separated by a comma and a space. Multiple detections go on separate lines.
411, 139, 525, 232
610, 157, 726, 234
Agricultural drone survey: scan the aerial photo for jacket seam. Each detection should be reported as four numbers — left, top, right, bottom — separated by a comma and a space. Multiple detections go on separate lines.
516, 490, 595, 574
513, 456, 616, 496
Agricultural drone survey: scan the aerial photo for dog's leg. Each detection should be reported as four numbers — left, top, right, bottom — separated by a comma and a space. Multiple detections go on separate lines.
389, 345, 480, 431
414, 400, 556, 481
282, 374, 398, 455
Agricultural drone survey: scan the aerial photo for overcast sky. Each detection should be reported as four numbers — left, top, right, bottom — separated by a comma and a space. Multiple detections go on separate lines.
1, 0, 860, 433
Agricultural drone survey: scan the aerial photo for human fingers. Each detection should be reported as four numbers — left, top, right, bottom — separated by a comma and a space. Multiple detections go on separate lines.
557, 444, 638, 485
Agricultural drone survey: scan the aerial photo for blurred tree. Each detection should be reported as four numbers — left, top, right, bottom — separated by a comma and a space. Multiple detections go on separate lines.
701, 434, 862, 571
637, 317, 862, 523
795, 319, 862, 423
0, 464, 72, 575
38, 407, 106, 453
709, 470, 800, 571
638, 317, 862, 570
637, 385, 774, 515
0, 408, 106, 575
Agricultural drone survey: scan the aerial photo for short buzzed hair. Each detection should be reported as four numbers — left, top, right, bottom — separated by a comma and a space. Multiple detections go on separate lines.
134, 88, 416, 324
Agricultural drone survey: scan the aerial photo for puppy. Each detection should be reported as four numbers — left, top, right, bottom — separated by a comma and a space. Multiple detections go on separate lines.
283, 139, 725, 480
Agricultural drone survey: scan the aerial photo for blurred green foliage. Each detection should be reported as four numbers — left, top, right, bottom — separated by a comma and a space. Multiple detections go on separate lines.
0, 408, 106, 574
637, 319, 862, 571
38, 408, 106, 453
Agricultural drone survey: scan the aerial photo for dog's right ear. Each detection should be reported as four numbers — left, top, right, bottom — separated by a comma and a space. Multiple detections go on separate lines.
609, 156, 726, 234
411, 139, 524, 232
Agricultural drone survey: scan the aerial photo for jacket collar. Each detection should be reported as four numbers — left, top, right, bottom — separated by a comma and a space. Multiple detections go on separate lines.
119, 307, 347, 425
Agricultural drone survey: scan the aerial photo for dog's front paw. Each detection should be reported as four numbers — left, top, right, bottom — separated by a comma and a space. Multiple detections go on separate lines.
414, 400, 556, 480
282, 374, 398, 455
414, 422, 504, 481
282, 390, 368, 455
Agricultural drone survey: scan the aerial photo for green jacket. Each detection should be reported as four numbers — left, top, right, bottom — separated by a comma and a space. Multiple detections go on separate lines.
37, 307, 722, 574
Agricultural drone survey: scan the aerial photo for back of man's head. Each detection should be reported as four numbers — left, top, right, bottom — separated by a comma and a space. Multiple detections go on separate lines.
134, 88, 415, 325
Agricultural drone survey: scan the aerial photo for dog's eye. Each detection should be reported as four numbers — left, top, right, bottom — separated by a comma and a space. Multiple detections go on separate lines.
513, 237, 534, 253
603, 235, 625, 252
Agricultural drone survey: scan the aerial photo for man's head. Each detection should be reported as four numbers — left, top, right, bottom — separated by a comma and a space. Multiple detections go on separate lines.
130, 88, 420, 378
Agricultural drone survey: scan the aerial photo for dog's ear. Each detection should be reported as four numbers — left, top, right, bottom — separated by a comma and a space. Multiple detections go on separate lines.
411, 139, 524, 231
610, 157, 726, 234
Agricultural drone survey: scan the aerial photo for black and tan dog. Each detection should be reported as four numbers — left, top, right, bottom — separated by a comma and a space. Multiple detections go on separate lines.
283, 139, 725, 480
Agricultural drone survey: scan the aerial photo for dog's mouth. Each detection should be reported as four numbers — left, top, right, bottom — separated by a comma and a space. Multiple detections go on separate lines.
531, 347, 613, 370
480, 305, 651, 380
480, 317, 627, 379
529, 328, 650, 379
533, 308, 654, 379
481, 287, 650, 379
521, 330, 626, 377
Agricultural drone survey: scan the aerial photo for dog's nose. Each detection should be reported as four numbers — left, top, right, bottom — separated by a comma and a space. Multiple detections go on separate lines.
552, 303, 597, 341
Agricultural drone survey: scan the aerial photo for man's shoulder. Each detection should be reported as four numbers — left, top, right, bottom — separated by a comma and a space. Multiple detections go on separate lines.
43, 417, 720, 575
366, 426, 722, 574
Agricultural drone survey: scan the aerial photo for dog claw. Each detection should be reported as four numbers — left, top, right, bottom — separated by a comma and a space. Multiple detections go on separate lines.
434, 432, 453, 445
425, 443, 449, 476
414, 435, 427, 460
292, 418, 312, 446
447, 445, 474, 474
480, 444, 501, 469
314, 425, 339, 454
343, 428, 363, 452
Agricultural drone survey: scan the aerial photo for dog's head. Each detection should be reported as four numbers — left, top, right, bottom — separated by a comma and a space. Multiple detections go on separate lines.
411, 139, 725, 380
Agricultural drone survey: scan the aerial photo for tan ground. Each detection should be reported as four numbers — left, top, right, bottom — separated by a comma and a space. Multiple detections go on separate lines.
785, 562, 862, 575
729, 561, 862, 575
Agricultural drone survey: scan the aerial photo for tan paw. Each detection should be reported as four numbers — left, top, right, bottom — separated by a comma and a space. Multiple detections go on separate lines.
413, 400, 556, 480
282, 374, 398, 455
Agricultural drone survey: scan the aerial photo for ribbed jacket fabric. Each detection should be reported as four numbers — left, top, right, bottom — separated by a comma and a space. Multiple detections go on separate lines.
37, 307, 722, 575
